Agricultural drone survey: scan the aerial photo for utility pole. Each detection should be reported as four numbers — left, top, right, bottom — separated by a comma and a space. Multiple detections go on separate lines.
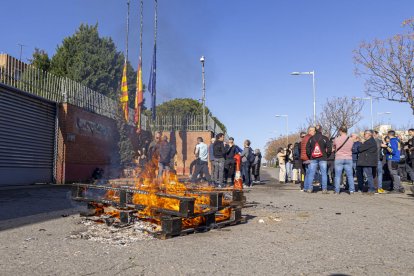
17, 43, 26, 62
200, 56, 206, 130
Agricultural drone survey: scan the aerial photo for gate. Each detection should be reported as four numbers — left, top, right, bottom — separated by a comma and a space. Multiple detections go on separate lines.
0, 83, 56, 186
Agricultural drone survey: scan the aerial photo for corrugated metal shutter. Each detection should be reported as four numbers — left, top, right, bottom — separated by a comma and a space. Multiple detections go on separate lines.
0, 84, 56, 186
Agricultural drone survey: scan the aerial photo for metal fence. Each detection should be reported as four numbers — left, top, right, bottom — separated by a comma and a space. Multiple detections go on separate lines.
0, 54, 224, 134
146, 114, 224, 134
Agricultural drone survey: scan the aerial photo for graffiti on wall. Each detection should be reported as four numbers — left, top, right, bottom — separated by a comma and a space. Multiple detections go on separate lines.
76, 118, 111, 139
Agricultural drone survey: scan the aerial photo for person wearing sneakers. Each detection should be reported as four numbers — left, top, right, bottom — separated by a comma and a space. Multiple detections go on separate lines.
306, 125, 332, 194
333, 126, 355, 194
357, 130, 378, 194
374, 131, 386, 194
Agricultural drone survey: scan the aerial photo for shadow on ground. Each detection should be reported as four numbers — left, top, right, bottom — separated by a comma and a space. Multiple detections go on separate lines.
0, 185, 81, 231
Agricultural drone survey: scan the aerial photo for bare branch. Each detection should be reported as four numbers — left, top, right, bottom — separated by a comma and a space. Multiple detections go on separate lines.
354, 18, 414, 114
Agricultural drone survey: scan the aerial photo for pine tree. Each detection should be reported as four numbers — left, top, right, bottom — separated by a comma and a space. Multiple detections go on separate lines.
115, 105, 135, 168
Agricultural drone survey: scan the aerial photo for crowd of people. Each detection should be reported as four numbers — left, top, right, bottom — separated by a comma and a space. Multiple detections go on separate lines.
276, 125, 414, 195
192, 133, 262, 188
142, 131, 262, 188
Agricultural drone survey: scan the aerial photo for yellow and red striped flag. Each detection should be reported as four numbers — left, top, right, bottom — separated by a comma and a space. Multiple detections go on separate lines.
135, 58, 143, 132
120, 61, 129, 121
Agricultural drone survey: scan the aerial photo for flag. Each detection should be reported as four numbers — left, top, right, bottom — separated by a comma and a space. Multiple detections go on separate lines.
148, 44, 156, 120
120, 60, 129, 121
135, 57, 143, 131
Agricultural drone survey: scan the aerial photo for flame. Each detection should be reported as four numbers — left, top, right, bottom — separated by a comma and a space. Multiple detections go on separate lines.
93, 147, 235, 228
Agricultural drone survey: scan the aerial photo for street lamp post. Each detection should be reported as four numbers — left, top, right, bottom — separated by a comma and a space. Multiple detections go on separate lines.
290, 71, 316, 125
377, 112, 391, 126
200, 56, 206, 130
353, 97, 373, 129
275, 115, 289, 145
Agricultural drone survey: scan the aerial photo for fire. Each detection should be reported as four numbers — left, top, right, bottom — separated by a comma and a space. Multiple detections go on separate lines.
96, 150, 234, 229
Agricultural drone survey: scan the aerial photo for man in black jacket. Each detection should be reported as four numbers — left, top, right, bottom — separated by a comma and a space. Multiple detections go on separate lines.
213, 133, 226, 187
305, 125, 332, 193
224, 137, 237, 185
357, 130, 378, 193
406, 128, 414, 170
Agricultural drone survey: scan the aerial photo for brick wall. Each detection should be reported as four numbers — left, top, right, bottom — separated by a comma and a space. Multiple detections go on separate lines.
161, 131, 213, 175
55, 103, 214, 183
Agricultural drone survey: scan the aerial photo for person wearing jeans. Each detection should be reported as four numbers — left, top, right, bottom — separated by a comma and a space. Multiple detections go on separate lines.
305, 125, 332, 193
333, 126, 355, 194
334, 159, 355, 193
213, 133, 226, 187
357, 130, 378, 193
385, 130, 405, 193
285, 144, 294, 182
301, 128, 315, 191
306, 160, 328, 191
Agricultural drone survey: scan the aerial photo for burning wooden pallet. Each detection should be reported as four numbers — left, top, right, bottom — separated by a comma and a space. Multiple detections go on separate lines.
71, 182, 245, 239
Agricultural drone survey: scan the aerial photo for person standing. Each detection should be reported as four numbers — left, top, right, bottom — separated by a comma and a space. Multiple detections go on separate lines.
373, 131, 386, 194
407, 129, 414, 170
285, 144, 294, 182
333, 126, 355, 194
385, 130, 405, 193
306, 125, 332, 194
400, 131, 414, 183
352, 134, 364, 192
209, 138, 216, 183
213, 134, 226, 187
224, 137, 238, 185
252, 149, 262, 183
240, 139, 254, 187
326, 137, 336, 187
301, 127, 316, 191
191, 137, 211, 183
357, 130, 378, 194
158, 135, 175, 178
148, 131, 162, 161
276, 148, 287, 184
292, 132, 306, 185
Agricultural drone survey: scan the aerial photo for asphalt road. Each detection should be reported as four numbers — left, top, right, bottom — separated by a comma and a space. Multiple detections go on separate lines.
1, 168, 413, 276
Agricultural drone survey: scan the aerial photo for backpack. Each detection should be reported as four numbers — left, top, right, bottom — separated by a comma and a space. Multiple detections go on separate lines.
293, 142, 300, 160
248, 148, 256, 163
311, 138, 323, 158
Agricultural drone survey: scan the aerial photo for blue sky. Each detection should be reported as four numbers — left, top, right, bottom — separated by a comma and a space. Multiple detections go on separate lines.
1, 0, 414, 154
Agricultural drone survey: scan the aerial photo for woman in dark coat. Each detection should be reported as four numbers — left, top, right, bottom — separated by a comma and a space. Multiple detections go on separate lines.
252, 149, 262, 183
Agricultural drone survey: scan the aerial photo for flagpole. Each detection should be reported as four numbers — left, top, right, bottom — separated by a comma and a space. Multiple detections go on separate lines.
154, 0, 158, 45
151, 0, 158, 120
125, 0, 130, 63
135, 0, 144, 132
140, 0, 143, 60
120, 0, 130, 122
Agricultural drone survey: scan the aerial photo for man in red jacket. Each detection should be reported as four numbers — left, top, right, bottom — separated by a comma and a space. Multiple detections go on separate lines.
301, 126, 316, 192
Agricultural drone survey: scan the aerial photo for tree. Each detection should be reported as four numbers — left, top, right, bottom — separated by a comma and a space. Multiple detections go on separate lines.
19, 49, 51, 94
115, 105, 135, 168
264, 133, 300, 163
354, 18, 414, 114
48, 24, 137, 107
29, 48, 51, 71
145, 98, 227, 133
316, 97, 364, 138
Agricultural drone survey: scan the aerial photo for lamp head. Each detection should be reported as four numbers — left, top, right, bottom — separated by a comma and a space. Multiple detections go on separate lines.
200, 56, 205, 63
